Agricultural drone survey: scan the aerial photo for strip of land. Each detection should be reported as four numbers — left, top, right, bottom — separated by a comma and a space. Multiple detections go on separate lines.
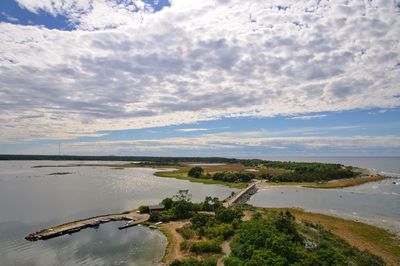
30, 159, 389, 189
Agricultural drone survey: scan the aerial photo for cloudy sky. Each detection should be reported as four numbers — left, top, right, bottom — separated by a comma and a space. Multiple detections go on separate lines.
0, 0, 399, 157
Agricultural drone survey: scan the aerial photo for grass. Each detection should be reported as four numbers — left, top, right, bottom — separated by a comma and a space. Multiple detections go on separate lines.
159, 226, 174, 264
302, 175, 387, 188
154, 167, 247, 189
261, 207, 400, 266
260, 175, 386, 189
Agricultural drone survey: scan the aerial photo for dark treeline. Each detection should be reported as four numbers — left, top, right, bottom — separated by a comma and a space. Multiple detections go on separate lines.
243, 160, 359, 182
212, 172, 255, 183
0, 154, 238, 164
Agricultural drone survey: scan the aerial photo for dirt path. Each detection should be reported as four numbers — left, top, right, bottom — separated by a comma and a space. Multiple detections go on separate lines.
160, 220, 190, 265
217, 238, 232, 266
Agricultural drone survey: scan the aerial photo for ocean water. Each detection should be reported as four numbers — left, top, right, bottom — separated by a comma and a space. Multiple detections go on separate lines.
0, 161, 237, 266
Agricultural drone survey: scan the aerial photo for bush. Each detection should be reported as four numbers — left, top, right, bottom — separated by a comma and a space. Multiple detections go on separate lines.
191, 213, 213, 229
138, 205, 149, 213
190, 240, 221, 254
177, 225, 196, 239
188, 167, 204, 178
204, 223, 234, 240
170, 257, 217, 266
215, 208, 243, 223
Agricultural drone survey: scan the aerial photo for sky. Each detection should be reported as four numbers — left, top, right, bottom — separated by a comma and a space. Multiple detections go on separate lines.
0, 0, 399, 157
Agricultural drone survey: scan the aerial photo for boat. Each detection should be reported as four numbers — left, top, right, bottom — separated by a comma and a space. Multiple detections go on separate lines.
88, 220, 100, 227
118, 220, 137, 229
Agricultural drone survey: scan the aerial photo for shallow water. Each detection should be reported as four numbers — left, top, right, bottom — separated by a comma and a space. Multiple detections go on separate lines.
249, 178, 400, 234
0, 161, 237, 266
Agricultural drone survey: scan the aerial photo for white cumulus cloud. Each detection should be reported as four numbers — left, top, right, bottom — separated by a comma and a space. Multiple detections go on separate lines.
0, 0, 399, 143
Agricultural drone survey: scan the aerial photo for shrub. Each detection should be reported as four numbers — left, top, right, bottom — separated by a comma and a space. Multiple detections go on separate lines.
177, 225, 196, 239
188, 167, 204, 178
215, 208, 243, 223
190, 240, 221, 254
138, 205, 149, 213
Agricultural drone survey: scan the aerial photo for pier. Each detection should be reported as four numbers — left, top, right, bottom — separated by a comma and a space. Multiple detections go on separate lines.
25, 211, 149, 241
224, 182, 258, 207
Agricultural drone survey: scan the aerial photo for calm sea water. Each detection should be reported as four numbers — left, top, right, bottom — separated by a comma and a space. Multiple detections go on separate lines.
0, 161, 237, 266
249, 157, 400, 234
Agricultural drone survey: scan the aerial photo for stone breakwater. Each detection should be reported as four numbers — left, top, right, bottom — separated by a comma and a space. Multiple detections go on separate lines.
26, 211, 149, 241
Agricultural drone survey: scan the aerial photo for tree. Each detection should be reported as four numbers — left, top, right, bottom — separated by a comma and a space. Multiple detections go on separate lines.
188, 167, 204, 178
202, 196, 221, 211
174, 189, 192, 202
162, 197, 174, 210
171, 190, 193, 219
138, 205, 149, 213
215, 208, 243, 223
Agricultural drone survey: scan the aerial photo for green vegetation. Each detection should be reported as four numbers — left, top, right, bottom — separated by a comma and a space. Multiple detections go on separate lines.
154, 167, 247, 189
212, 172, 255, 183
264, 208, 400, 265
158, 160, 363, 188
161, 191, 386, 266
148, 190, 223, 223
224, 211, 384, 266
138, 205, 149, 213
170, 257, 218, 266
188, 166, 204, 178
302, 175, 386, 188
246, 160, 360, 182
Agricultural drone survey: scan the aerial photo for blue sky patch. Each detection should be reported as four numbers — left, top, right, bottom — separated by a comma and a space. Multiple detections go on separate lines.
0, 0, 171, 30
0, 0, 74, 30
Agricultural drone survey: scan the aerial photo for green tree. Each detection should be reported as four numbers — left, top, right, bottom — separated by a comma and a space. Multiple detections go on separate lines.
215, 208, 243, 223
162, 197, 174, 210
188, 167, 204, 178
138, 205, 149, 213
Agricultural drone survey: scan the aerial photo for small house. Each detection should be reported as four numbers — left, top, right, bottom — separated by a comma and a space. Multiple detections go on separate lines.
148, 204, 165, 213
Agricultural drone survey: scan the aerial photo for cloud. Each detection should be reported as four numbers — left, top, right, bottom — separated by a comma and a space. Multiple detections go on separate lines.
176, 128, 209, 132
1, 12, 19, 22
8, 132, 400, 156
288, 114, 327, 120
0, 0, 399, 143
